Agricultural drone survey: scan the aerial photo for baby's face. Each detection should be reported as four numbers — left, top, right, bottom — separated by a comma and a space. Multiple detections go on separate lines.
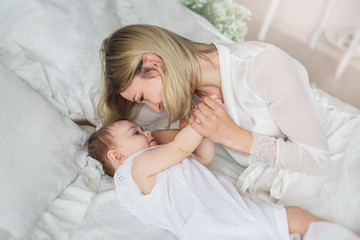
111, 120, 157, 158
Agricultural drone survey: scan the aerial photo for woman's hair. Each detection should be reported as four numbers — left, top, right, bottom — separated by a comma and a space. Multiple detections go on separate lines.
75, 119, 123, 176
97, 24, 216, 127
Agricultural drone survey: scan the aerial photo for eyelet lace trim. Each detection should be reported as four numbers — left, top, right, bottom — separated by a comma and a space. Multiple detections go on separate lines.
250, 132, 277, 165
114, 155, 152, 225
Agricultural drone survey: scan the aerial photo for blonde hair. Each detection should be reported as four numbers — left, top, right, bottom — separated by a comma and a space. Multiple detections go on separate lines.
97, 24, 216, 127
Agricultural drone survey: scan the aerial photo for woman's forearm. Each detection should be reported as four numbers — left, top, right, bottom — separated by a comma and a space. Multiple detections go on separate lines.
226, 126, 254, 155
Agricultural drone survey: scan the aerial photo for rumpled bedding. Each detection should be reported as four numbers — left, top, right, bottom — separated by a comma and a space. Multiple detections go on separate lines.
1, 0, 359, 239
0, 0, 235, 239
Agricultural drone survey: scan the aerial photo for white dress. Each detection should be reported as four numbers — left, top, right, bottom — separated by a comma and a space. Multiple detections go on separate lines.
214, 41, 360, 232
114, 147, 290, 240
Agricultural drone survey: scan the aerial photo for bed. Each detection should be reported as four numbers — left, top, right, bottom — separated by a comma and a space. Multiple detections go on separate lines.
1, 0, 359, 239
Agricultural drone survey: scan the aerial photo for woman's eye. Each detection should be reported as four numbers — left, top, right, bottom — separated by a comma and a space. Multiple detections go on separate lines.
140, 95, 144, 103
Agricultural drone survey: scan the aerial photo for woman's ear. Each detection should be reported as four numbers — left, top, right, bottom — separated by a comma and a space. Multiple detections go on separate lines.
142, 53, 164, 68
107, 149, 125, 164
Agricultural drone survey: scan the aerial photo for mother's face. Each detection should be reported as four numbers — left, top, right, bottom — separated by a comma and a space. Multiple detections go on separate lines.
120, 74, 164, 113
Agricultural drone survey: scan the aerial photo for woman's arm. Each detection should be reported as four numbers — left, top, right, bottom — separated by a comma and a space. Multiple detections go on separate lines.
250, 46, 330, 174
190, 47, 330, 175
189, 96, 254, 155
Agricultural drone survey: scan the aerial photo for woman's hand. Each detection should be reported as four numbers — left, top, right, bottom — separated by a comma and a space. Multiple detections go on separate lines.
189, 95, 253, 154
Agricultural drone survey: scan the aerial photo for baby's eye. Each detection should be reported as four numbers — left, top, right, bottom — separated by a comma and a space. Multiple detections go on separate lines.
134, 131, 140, 135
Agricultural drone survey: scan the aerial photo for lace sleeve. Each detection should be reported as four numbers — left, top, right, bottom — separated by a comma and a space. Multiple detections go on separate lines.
114, 155, 153, 225
250, 132, 277, 165
249, 46, 330, 174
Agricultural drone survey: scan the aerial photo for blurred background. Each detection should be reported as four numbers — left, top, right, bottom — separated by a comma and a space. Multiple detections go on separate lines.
234, 0, 360, 109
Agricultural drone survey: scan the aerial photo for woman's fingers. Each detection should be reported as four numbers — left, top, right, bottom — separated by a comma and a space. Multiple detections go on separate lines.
195, 102, 212, 119
200, 95, 221, 110
189, 115, 208, 137
192, 107, 206, 126
189, 94, 234, 146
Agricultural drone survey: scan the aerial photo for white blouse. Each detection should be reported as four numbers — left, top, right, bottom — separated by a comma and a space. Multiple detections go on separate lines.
215, 41, 331, 174
133, 41, 359, 175
215, 42, 360, 232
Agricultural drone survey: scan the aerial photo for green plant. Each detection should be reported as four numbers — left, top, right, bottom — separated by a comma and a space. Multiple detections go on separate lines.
181, 0, 251, 41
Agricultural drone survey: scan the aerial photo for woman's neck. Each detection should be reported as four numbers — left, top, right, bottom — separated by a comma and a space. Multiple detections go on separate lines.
195, 50, 223, 100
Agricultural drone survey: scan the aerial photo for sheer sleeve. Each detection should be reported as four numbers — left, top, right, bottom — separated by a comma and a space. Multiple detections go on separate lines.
249, 46, 330, 175
250, 133, 277, 165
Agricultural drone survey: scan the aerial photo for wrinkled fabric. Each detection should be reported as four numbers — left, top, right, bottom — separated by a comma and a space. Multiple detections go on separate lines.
216, 41, 360, 232
114, 147, 290, 240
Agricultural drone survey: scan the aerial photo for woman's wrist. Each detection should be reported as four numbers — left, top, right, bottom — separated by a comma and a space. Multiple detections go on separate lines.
227, 126, 254, 155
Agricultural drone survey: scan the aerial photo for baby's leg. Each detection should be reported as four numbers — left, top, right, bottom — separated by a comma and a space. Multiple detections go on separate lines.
285, 206, 324, 236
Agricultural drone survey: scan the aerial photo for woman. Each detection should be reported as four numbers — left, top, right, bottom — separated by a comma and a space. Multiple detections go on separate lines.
98, 24, 360, 232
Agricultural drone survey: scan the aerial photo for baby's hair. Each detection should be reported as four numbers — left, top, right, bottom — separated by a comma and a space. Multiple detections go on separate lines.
74, 119, 127, 176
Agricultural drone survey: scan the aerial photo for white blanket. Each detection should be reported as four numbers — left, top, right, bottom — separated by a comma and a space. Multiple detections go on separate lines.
1, 0, 359, 239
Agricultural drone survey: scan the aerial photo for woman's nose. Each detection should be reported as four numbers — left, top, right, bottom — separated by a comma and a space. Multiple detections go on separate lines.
147, 102, 163, 113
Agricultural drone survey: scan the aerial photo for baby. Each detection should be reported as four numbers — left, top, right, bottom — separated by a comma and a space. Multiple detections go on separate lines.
85, 119, 329, 239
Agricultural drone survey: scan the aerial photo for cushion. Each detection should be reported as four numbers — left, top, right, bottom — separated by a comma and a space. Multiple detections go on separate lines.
0, 63, 88, 238
0, 0, 230, 122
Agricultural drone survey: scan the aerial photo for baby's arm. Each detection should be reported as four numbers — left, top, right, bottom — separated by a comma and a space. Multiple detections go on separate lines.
152, 129, 215, 166
192, 138, 215, 166
132, 124, 203, 181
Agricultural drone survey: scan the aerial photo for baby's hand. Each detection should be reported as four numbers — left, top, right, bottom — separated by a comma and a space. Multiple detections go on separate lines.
179, 118, 188, 129
179, 103, 197, 129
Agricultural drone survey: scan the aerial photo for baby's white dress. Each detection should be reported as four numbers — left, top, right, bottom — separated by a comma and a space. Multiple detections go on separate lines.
114, 147, 290, 240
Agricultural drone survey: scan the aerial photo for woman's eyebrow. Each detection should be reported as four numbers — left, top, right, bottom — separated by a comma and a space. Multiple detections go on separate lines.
132, 94, 136, 102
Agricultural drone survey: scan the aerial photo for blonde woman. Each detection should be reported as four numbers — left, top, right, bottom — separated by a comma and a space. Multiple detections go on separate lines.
98, 24, 360, 232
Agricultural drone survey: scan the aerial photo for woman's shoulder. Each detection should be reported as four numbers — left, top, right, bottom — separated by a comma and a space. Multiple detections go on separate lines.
215, 41, 278, 61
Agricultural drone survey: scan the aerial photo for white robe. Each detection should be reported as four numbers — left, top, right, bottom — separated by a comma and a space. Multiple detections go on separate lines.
215, 41, 360, 232
133, 41, 360, 234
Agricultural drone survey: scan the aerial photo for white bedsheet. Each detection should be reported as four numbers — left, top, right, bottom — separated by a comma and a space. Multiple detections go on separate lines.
0, 0, 238, 239
70, 145, 244, 240
1, 0, 359, 239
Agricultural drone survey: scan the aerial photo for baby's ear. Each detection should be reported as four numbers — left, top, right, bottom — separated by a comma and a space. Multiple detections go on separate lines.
142, 53, 164, 68
107, 150, 125, 163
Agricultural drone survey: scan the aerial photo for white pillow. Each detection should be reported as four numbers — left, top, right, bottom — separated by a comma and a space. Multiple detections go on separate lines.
0, 0, 229, 122
0, 0, 122, 120
0, 64, 88, 239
